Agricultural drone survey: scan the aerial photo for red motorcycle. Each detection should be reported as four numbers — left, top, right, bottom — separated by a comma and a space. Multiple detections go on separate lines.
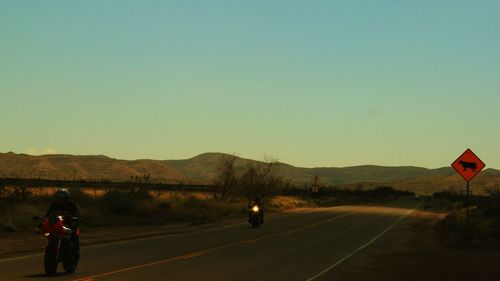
33, 214, 80, 275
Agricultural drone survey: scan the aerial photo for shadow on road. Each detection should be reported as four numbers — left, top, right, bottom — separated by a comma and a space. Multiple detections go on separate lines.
23, 272, 71, 278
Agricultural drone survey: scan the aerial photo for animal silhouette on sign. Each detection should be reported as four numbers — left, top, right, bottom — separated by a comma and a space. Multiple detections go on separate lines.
459, 160, 477, 172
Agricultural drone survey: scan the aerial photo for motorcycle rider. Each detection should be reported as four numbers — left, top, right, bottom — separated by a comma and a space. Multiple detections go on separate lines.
250, 197, 264, 224
45, 188, 80, 260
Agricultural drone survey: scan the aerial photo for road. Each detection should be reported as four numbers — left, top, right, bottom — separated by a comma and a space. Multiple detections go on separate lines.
0, 202, 417, 281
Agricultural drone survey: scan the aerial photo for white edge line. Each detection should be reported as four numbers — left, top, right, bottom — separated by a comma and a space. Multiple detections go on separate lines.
0, 253, 44, 263
306, 205, 418, 281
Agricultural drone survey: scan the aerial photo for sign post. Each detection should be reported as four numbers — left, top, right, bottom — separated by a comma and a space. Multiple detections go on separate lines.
451, 149, 485, 226
466, 181, 470, 225
312, 175, 319, 193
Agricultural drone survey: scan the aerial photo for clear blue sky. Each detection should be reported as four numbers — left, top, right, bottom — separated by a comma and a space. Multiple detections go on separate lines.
1, 0, 499, 168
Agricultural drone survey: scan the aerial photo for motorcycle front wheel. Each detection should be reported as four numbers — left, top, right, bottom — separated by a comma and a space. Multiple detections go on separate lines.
44, 242, 58, 276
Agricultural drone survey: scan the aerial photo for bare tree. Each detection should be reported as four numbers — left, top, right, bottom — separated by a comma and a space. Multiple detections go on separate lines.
212, 154, 239, 201
212, 155, 291, 202
239, 156, 285, 200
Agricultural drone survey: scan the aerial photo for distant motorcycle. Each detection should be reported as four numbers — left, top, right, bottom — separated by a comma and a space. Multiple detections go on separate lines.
33, 215, 79, 275
249, 205, 262, 228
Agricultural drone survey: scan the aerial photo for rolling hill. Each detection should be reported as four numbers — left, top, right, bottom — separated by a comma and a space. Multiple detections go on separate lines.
1, 152, 498, 195
0, 152, 185, 183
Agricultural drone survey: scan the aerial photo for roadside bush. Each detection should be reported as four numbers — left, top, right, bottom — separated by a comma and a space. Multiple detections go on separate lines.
98, 190, 152, 215
158, 201, 172, 213
368, 186, 402, 200
2, 186, 33, 202
167, 196, 247, 225
68, 187, 93, 204
268, 196, 314, 211
180, 196, 217, 224
2, 186, 312, 229
437, 203, 500, 245
130, 189, 153, 201
135, 200, 164, 221
81, 207, 118, 226
2, 223, 16, 232
99, 190, 135, 214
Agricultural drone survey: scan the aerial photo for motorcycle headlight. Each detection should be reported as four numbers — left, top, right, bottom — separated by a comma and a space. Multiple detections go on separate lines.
252, 206, 259, 212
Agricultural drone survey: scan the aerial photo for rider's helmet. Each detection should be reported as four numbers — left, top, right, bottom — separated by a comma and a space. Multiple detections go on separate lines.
54, 188, 71, 201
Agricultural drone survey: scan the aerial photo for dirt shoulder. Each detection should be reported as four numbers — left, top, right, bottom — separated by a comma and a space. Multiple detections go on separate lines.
330, 207, 500, 281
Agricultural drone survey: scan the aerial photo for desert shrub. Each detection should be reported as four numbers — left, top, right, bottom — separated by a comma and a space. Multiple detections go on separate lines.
437, 204, 499, 244
3, 186, 33, 202
484, 186, 500, 217
2, 223, 16, 232
433, 191, 454, 200
158, 201, 172, 213
168, 196, 247, 225
268, 196, 314, 211
368, 186, 401, 200
129, 189, 153, 201
68, 187, 93, 204
0, 202, 46, 232
87, 189, 159, 225
134, 201, 164, 221
180, 196, 217, 224
98, 190, 144, 214
81, 207, 117, 226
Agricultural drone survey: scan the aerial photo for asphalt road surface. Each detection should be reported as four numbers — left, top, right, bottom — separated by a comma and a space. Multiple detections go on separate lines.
0, 202, 417, 281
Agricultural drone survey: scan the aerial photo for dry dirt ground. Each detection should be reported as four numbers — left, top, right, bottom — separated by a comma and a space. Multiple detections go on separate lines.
330, 209, 500, 281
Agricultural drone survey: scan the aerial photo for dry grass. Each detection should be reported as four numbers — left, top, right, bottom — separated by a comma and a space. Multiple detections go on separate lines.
267, 195, 315, 211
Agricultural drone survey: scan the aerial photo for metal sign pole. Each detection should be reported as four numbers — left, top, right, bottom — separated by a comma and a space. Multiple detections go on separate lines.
466, 181, 470, 226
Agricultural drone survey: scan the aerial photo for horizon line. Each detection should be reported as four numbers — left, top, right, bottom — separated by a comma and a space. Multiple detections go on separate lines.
2, 150, 498, 171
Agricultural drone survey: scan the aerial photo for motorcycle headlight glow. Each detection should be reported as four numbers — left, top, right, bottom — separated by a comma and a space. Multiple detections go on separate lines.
252, 206, 259, 212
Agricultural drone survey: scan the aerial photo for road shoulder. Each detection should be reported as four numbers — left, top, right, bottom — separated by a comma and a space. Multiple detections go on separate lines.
326, 208, 500, 281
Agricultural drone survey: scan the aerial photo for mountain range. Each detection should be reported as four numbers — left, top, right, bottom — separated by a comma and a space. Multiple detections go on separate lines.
1, 152, 498, 195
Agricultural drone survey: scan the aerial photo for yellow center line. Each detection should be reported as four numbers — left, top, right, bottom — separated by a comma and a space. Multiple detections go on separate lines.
72, 252, 203, 281
72, 206, 373, 281
244, 238, 261, 244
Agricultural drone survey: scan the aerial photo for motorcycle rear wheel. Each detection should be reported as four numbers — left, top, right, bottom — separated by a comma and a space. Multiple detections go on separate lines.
251, 215, 260, 228
62, 240, 78, 273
